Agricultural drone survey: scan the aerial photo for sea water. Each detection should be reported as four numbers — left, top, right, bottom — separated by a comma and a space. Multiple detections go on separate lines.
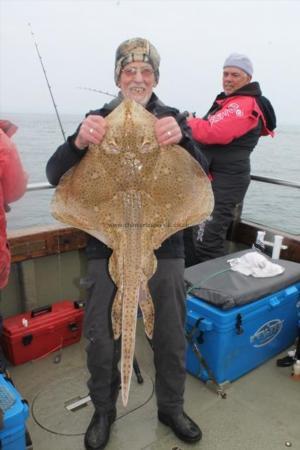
4, 112, 300, 236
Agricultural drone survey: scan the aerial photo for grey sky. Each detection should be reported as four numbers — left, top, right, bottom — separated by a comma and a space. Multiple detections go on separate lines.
0, 0, 299, 124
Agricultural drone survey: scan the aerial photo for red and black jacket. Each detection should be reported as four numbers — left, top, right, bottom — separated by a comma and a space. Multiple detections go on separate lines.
188, 82, 276, 176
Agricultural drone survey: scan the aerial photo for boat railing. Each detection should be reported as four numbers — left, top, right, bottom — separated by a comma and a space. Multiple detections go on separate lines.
26, 175, 300, 192
27, 182, 54, 191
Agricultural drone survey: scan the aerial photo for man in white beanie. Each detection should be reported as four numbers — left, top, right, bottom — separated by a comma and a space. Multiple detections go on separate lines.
46, 37, 206, 450
186, 53, 276, 265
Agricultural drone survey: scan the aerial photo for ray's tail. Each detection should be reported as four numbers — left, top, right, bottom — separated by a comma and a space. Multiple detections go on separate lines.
120, 190, 143, 406
120, 271, 141, 406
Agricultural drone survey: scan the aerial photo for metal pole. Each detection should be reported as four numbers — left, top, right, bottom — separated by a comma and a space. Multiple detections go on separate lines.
27, 182, 54, 192
251, 175, 300, 189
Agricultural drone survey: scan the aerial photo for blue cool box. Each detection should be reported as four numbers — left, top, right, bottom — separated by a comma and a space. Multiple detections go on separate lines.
0, 374, 29, 450
185, 283, 300, 384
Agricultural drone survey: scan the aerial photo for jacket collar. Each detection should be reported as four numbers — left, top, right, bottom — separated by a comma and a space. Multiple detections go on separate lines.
217, 81, 262, 100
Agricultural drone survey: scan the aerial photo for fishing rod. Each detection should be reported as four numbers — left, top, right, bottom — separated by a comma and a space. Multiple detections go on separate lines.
77, 86, 117, 98
28, 23, 66, 141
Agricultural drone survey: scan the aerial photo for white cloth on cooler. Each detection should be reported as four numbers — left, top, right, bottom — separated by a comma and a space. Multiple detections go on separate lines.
227, 251, 285, 278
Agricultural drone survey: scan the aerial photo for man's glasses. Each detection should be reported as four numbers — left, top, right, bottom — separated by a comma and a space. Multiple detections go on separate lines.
121, 66, 154, 79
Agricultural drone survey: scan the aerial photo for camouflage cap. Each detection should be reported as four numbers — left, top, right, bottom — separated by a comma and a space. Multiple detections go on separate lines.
114, 37, 160, 85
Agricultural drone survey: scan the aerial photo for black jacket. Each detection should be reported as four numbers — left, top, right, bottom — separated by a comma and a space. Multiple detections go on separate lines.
46, 93, 207, 260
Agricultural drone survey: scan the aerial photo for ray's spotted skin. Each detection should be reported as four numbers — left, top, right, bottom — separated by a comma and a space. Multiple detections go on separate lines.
51, 99, 214, 405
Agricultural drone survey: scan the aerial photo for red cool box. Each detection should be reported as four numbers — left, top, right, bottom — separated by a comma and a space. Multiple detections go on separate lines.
1, 300, 85, 365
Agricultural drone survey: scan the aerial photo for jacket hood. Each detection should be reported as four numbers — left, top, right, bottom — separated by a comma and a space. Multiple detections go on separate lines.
0, 120, 17, 137
231, 81, 262, 97
255, 95, 276, 131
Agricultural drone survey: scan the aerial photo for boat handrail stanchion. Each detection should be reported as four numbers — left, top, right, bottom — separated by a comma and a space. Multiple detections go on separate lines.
253, 230, 288, 259
272, 235, 286, 259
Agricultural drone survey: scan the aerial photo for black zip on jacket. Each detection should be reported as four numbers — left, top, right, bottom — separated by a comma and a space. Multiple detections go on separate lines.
46, 93, 207, 260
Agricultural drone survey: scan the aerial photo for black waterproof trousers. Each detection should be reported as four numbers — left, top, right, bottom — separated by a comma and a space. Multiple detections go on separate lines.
197, 171, 251, 262
83, 258, 187, 415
